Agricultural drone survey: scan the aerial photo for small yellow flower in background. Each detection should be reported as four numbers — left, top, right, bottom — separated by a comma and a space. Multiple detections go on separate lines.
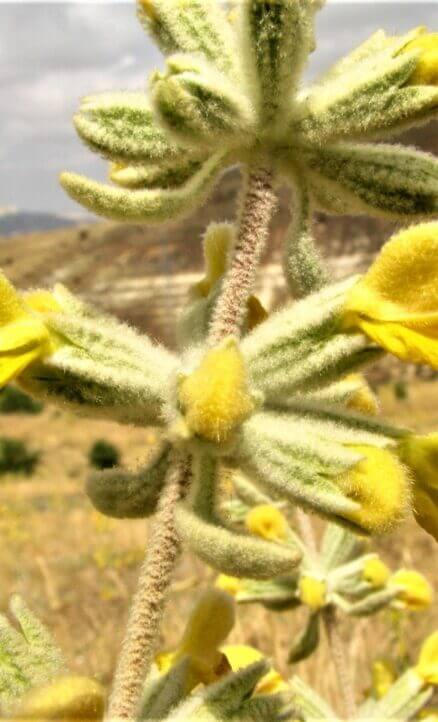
389, 569, 433, 611
178, 339, 255, 443
0, 273, 59, 387
371, 659, 397, 699
416, 631, 438, 685
343, 223, 438, 369
245, 504, 289, 542
13, 676, 105, 721
399, 434, 438, 542
156, 588, 235, 692
299, 576, 327, 610
402, 32, 438, 86
215, 574, 242, 596
193, 223, 267, 330
336, 444, 411, 534
221, 644, 287, 696
363, 557, 391, 588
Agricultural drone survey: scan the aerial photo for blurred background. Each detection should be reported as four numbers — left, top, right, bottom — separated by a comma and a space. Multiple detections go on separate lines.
0, 0, 437, 709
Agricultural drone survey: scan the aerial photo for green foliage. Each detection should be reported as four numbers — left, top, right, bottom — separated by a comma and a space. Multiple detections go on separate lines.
61, 0, 438, 229
394, 380, 409, 401
0, 596, 65, 715
0, 386, 43, 415
87, 444, 170, 517
0, 438, 39, 476
88, 439, 120, 470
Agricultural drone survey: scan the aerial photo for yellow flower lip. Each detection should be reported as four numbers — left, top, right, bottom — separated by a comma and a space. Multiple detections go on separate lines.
245, 504, 289, 542
416, 631, 438, 685
389, 569, 433, 611
16, 675, 105, 721
401, 31, 438, 86
343, 222, 438, 369
178, 338, 255, 444
299, 576, 327, 610
0, 273, 61, 387
221, 644, 286, 695
363, 557, 391, 588
336, 444, 410, 535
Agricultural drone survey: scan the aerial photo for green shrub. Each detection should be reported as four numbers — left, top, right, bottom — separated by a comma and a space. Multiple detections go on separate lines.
393, 380, 409, 401
0, 386, 43, 414
0, 438, 40, 476
89, 440, 120, 470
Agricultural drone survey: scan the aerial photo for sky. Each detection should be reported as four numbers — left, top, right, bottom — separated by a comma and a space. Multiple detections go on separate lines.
0, 2, 437, 215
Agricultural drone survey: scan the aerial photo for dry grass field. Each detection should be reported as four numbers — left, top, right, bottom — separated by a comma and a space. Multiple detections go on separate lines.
0, 379, 436, 711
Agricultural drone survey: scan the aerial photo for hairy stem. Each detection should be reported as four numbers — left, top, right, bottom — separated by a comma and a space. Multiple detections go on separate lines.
323, 606, 357, 720
208, 166, 277, 345
107, 452, 189, 720
295, 510, 356, 720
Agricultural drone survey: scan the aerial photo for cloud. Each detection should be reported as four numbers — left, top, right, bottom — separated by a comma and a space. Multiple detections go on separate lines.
0, 2, 436, 213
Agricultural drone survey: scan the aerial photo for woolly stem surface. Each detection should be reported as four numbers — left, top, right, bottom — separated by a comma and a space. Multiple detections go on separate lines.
322, 606, 357, 720
208, 166, 277, 344
107, 451, 189, 720
296, 510, 357, 720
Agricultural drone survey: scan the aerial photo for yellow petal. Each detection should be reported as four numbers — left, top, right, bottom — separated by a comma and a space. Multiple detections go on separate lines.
299, 576, 327, 610
416, 632, 438, 685
25, 290, 62, 314
389, 569, 433, 611
0, 346, 44, 387
16, 675, 105, 721
178, 339, 255, 443
0, 271, 28, 326
363, 557, 391, 588
403, 33, 438, 86
245, 504, 289, 542
371, 659, 397, 699
336, 445, 411, 534
222, 644, 286, 695
343, 223, 438, 368
179, 589, 235, 669
215, 574, 242, 596
400, 434, 438, 492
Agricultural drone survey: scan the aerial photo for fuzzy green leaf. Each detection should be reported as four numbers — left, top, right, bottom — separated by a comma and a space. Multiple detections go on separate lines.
151, 55, 256, 147
110, 158, 203, 190
175, 453, 301, 579
0, 597, 65, 714
298, 142, 438, 219
60, 151, 227, 222
288, 613, 320, 664
137, 0, 238, 77
140, 659, 190, 721
289, 675, 338, 721
238, 0, 318, 128
366, 670, 432, 720
86, 444, 171, 518
74, 92, 185, 164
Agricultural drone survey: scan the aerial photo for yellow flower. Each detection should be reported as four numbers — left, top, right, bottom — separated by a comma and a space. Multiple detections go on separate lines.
336, 444, 411, 534
399, 434, 438, 542
245, 505, 289, 542
389, 569, 433, 611
343, 223, 438, 369
14, 676, 105, 721
0, 274, 60, 387
418, 708, 438, 721
299, 576, 327, 610
371, 659, 397, 699
221, 644, 287, 695
416, 632, 438, 685
215, 574, 242, 596
155, 589, 235, 692
363, 558, 391, 588
178, 339, 255, 443
402, 32, 438, 86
